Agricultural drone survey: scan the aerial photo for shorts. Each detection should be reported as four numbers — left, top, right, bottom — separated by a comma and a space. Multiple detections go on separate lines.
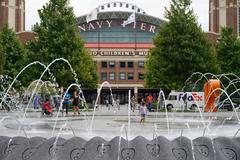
72, 102, 79, 106
141, 114, 146, 118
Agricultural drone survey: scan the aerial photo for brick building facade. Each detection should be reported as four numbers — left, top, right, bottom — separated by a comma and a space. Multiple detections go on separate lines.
16, 31, 36, 44
0, 0, 25, 32
78, 2, 165, 103
209, 0, 239, 35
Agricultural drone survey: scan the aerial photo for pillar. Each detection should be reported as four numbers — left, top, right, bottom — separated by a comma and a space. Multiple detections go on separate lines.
134, 87, 138, 99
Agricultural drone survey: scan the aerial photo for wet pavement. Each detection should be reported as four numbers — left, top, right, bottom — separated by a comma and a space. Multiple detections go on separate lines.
0, 105, 239, 140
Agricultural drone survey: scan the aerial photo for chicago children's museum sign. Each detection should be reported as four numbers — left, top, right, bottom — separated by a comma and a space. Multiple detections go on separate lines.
90, 51, 149, 56
78, 19, 157, 33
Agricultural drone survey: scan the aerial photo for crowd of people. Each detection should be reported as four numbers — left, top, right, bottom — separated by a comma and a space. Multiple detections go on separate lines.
101, 94, 155, 124
2, 91, 156, 124
32, 88, 83, 117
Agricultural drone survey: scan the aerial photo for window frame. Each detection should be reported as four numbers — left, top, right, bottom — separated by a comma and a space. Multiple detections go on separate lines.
101, 61, 108, 68
120, 62, 126, 68
138, 72, 144, 80
127, 72, 134, 80
109, 61, 115, 68
119, 72, 126, 80
138, 61, 145, 68
101, 72, 107, 81
109, 72, 115, 80
128, 61, 134, 68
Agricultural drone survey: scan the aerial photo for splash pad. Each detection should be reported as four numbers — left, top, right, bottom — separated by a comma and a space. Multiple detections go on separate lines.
0, 60, 240, 159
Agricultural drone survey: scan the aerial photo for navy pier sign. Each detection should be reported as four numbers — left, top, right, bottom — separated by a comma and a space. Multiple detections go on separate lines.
78, 20, 157, 33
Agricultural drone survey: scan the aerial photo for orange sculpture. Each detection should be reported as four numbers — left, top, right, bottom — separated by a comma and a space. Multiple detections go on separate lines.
204, 79, 221, 112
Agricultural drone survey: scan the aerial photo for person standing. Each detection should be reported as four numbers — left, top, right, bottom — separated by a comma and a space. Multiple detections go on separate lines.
139, 102, 147, 124
62, 89, 70, 116
105, 97, 110, 110
53, 96, 60, 111
131, 95, 137, 112
116, 98, 120, 110
33, 94, 40, 109
146, 94, 154, 112
141, 97, 145, 104
72, 91, 80, 116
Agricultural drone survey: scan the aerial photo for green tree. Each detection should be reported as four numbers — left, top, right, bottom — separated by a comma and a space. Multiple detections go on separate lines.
217, 27, 240, 75
27, 0, 97, 88
146, 0, 219, 90
0, 25, 26, 78
0, 43, 3, 74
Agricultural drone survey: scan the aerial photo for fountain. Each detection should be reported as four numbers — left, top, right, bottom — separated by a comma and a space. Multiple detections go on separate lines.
1, 62, 240, 159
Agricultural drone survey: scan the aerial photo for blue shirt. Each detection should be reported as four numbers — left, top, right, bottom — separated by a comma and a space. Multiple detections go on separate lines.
63, 93, 70, 104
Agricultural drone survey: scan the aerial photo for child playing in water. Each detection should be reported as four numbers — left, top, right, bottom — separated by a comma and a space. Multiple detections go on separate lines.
139, 102, 147, 124
72, 91, 81, 116
42, 97, 53, 116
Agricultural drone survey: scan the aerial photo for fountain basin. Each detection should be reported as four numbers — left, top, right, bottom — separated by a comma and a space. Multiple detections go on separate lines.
0, 136, 240, 160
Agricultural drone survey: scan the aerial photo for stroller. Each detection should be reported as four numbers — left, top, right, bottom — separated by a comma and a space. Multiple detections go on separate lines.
42, 101, 53, 116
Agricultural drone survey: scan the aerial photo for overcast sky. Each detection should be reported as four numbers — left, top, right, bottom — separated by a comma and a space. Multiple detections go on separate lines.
25, 0, 209, 31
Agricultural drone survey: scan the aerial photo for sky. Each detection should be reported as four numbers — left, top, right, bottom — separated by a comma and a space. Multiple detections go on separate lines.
25, 0, 209, 31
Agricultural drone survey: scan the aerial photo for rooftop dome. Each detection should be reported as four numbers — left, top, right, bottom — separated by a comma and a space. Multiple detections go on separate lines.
95, 1, 146, 14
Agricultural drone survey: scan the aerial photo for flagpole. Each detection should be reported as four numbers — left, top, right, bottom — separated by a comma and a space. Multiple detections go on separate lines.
98, 29, 100, 50
134, 26, 136, 50
86, 6, 99, 50
122, 5, 137, 50
134, 5, 137, 51
97, 5, 100, 50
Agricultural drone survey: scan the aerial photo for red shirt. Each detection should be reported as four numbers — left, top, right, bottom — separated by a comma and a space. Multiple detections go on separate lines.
146, 95, 153, 103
